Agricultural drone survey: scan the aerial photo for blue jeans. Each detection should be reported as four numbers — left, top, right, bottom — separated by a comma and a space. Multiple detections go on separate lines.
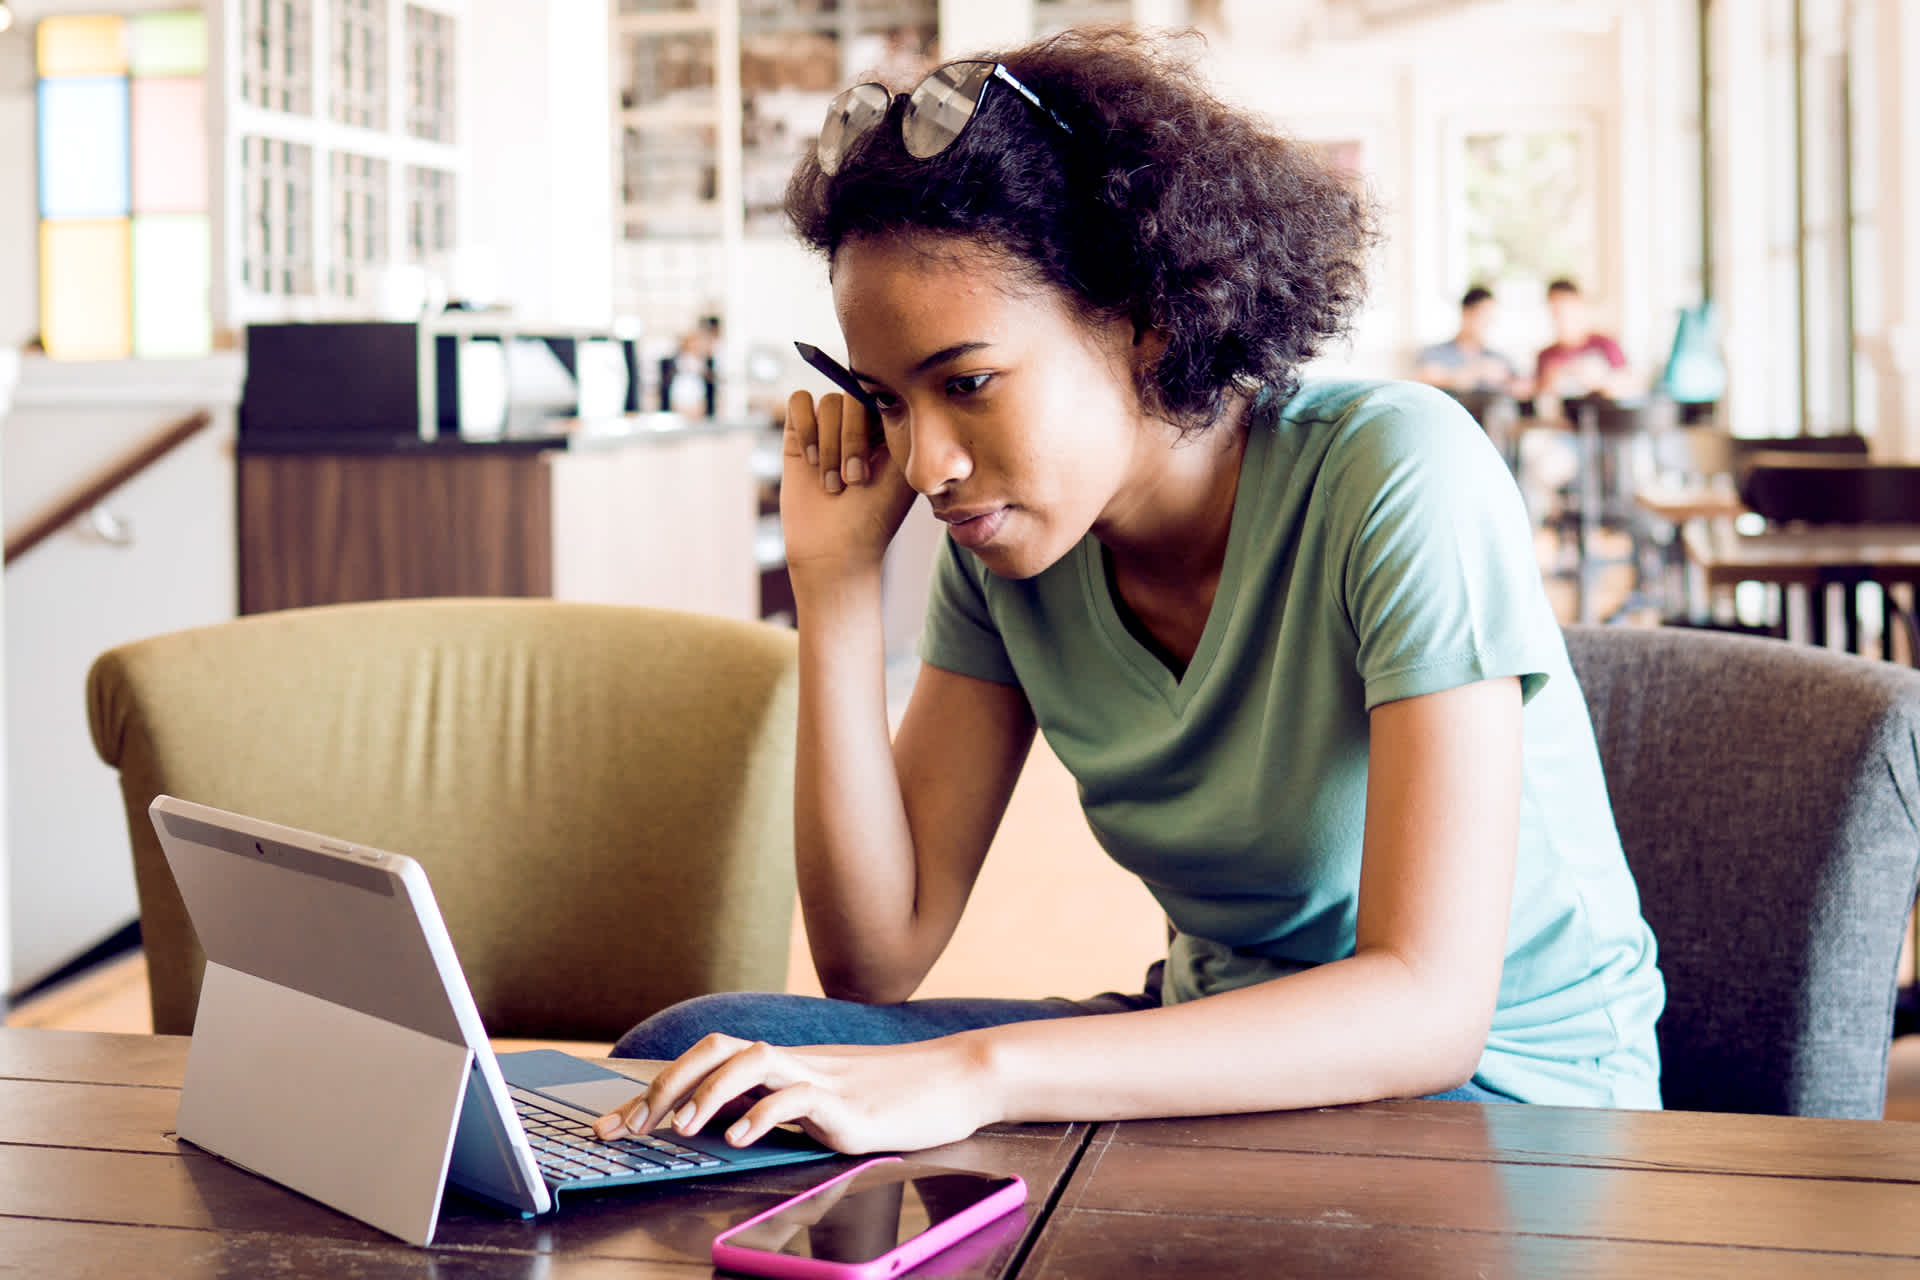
610, 986, 1517, 1105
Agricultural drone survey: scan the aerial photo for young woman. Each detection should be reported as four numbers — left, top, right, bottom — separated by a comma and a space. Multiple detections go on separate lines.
595, 27, 1663, 1155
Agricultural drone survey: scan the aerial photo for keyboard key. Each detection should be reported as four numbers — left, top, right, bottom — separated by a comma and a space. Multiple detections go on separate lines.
605, 1149, 665, 1170
516, 1094, 736, 1182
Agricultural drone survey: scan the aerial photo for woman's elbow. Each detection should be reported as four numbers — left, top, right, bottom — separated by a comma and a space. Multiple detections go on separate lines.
1416, 1003, 1496, 1095
1390, 961, 1497, 1094
814, 967, 920, 1006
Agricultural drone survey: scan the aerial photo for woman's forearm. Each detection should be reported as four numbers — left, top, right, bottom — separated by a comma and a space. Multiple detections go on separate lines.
966, 949, 1496, 1124
790, 566, 927, 1000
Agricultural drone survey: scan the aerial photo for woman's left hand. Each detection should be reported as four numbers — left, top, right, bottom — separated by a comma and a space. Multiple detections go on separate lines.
591, 1033, 1002, 1154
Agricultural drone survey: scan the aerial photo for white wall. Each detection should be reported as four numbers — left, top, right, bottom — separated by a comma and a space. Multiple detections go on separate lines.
3, 355, 241, 992
0, 14, 34, 354
0, 350, 15, 1003
465, 0, 612, 326
0, 3, 238, 993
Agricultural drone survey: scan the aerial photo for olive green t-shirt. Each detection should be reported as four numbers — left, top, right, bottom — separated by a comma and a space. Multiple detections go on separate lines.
919, 379, 1664, 1108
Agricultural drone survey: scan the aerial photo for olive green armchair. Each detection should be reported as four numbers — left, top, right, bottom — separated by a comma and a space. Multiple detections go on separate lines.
87, 598, 799, 1042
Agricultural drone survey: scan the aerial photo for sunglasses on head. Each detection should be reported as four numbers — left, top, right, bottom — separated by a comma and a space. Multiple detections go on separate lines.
816, 60, 1073, 177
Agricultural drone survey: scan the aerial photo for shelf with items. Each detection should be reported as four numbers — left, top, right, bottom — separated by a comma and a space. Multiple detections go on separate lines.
608, 0, 938, 374
737, 3, 936, 233
613, 0, 717, 16
610, 0, 733, 333
611, 3, 726, 238
1031, 0, 1135, 33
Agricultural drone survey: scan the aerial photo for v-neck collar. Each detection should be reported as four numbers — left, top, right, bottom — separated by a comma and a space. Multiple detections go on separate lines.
1081, 418, 1271, 712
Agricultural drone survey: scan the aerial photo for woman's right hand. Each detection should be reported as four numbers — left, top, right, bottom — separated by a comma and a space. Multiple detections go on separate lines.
781, 388, 918, 578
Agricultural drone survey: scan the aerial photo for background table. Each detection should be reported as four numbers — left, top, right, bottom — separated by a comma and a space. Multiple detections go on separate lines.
1682, 518, 1920, 654
12, 1027, 1920, 1277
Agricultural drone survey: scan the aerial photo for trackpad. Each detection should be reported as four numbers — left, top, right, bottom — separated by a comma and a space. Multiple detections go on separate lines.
536, 1077, 651, 1115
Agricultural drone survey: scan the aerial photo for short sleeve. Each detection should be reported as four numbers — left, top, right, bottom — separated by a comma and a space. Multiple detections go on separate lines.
918, 534, 1021, 686
1326, 385, 1562, 709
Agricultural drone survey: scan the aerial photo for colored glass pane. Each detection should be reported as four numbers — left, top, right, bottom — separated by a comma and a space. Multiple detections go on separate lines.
128, 11, 207, 76
132, 215, 211, 358
36, 15, 127, 77
132, 78, 207, 213
40, 220, 132, 361
38, 77, 131, 218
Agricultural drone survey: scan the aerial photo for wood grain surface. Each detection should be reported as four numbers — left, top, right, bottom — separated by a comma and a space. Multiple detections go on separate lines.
11, 1029, 1920, 1278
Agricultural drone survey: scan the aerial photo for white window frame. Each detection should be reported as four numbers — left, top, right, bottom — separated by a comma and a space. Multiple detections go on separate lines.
213, 0, 468, 326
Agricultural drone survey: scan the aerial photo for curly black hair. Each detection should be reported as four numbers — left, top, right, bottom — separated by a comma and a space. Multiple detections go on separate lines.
785, 26, 1380, 432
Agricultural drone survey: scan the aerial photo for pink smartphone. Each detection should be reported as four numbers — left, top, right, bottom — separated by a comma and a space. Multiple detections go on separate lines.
711, 1156, 1027, 1280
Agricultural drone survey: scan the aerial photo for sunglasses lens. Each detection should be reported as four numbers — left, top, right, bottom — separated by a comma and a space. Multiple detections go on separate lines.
902, 61, 995, 160
818, 83, 891, 175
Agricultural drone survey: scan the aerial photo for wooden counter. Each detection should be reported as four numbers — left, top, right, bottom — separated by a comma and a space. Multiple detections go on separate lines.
237, 418, 769, 621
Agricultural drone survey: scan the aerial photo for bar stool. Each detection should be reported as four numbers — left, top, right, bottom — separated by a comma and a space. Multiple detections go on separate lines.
1561, 395, 1664, 624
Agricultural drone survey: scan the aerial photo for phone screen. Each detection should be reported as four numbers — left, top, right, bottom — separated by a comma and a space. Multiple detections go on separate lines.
725, 1163, 1020, 1264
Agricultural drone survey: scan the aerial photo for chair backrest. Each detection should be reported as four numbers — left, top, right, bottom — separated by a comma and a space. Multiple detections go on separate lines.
1738, 455, 1920, 525
1566, 394, 1658, 438
1654, 429, 1870, 491
1563, 624, 1920, 1117
1444, 388, 1517, 426
87, 598, 800, 1041
1728, 432, 1871, 462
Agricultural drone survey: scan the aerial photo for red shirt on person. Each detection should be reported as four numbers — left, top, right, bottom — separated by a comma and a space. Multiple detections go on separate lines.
1534, 334, 1627, 399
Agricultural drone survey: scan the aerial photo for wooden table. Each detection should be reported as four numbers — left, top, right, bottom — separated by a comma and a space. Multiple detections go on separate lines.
1635, 483, 1748, 527
0, 1028, 1082, 1278
1682, 518, 1920, 653
13, 1028, 1920, 1277
1632, 484, 1751, 621
1023, 1103, 1920, 1277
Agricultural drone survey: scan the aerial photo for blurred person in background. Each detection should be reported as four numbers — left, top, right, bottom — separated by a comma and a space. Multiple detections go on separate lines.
1416, 285, 1518, 395
1532, 278, 1634, 409
1516, 278, 1637, 523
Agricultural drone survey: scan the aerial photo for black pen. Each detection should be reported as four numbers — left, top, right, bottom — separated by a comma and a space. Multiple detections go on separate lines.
794, 341, 883, 446
793, 341, 876, 408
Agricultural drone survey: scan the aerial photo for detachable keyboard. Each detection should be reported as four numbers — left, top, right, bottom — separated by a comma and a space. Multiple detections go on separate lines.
512, 1093, 724, 1185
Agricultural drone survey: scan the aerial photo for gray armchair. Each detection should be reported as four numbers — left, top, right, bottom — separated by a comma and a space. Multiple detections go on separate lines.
1564, 624, 1920, 1117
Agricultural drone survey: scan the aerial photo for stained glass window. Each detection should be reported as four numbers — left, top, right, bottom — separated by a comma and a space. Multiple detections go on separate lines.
129, 10, 208, 75
37, 77, 131, 218
131, 77, 209, 212
35, 11, 211, 360
36, 14, 127, 77
41, 220, 133, 360
133, 215, 213, 358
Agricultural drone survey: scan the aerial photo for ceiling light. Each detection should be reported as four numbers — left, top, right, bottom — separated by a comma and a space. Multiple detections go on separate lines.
0, 4, 16, 36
